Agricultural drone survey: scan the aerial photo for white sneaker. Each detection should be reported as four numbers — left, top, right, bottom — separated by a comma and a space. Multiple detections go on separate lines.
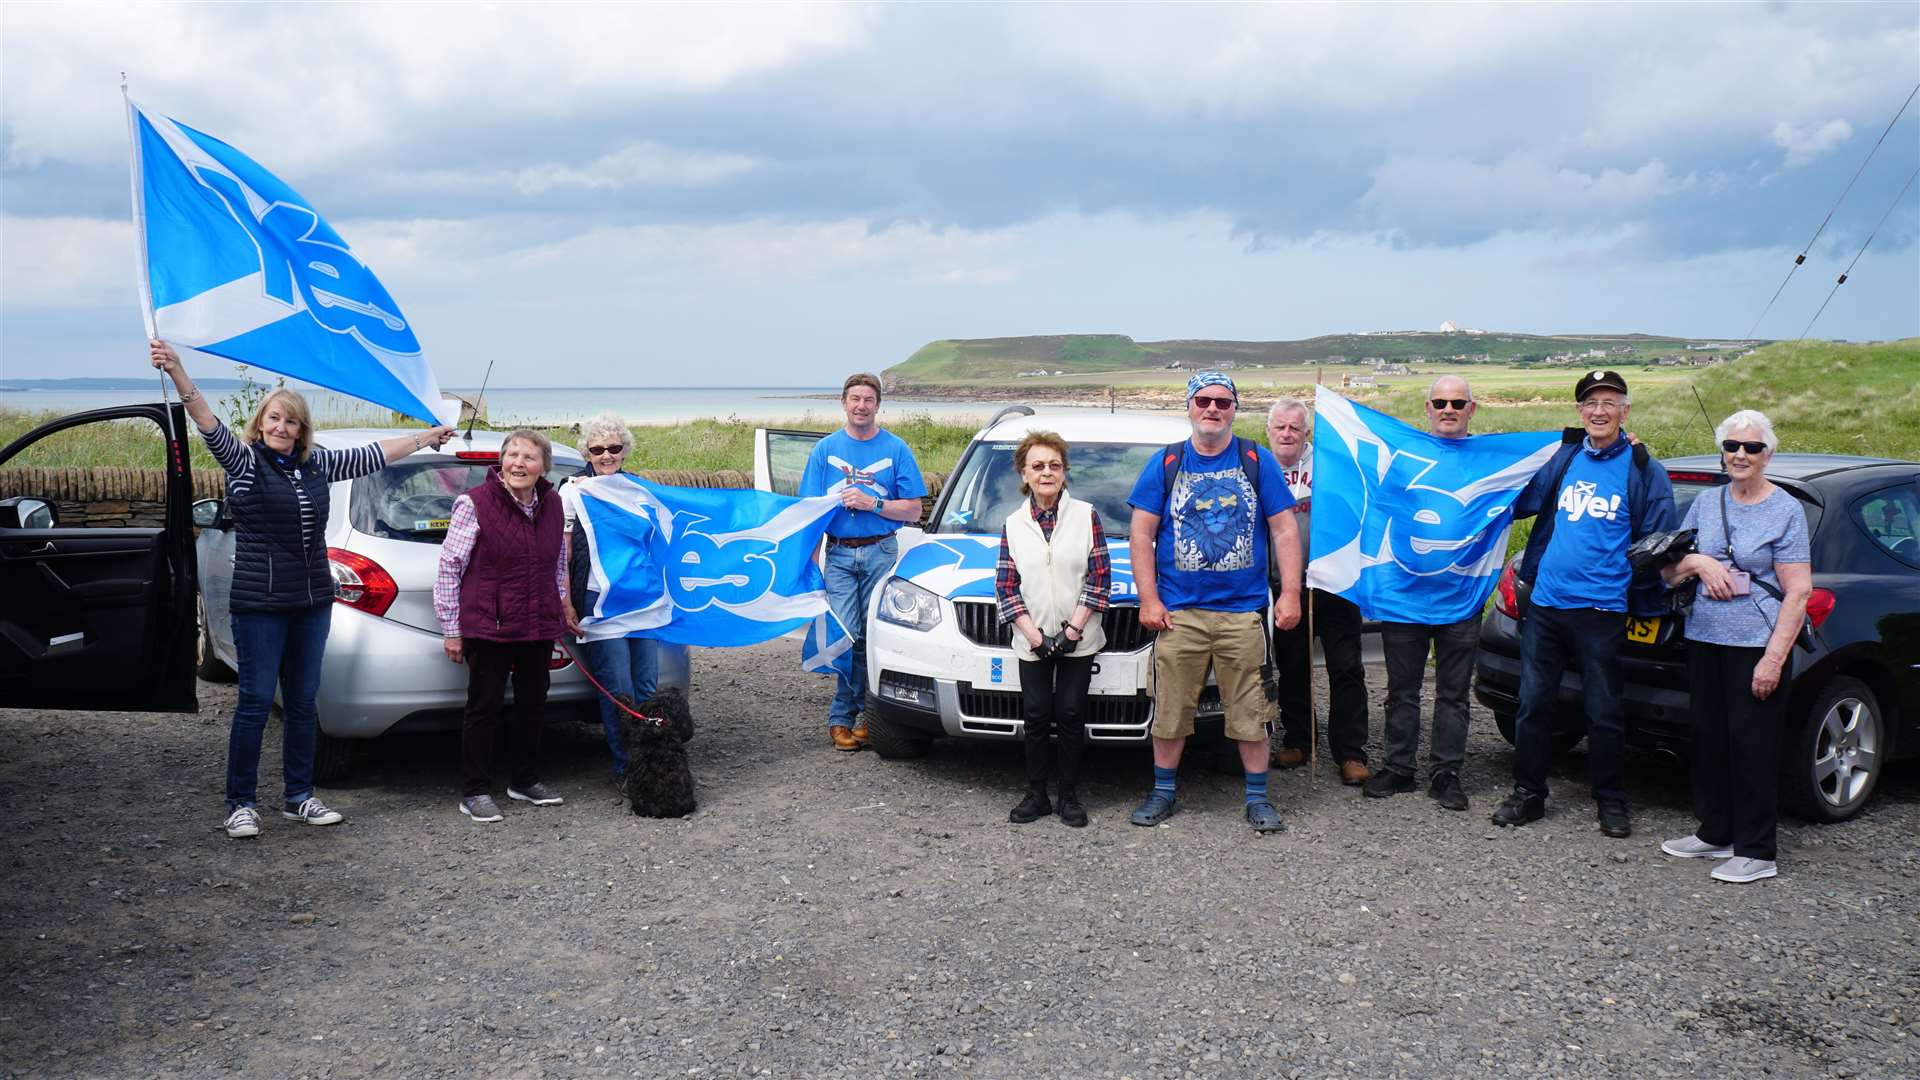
1661, 834, 1733, 859
282, 797, 344, 826
223, 806, 261, 839
1711, 857, 1778, 883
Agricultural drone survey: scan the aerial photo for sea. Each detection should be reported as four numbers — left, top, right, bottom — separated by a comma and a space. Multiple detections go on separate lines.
0, 385, 1116, 427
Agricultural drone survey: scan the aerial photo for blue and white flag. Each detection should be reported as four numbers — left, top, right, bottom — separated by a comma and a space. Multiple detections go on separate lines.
565, 474, 854, 678
1306, 386, 1560, 624
126, 99, 453, 425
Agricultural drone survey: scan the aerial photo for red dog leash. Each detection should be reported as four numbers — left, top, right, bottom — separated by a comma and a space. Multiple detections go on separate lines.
559, 638, 669, 728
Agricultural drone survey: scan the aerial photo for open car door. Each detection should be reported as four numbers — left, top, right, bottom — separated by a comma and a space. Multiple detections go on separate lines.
0, 404, 198, 712
753, 427, 826, 494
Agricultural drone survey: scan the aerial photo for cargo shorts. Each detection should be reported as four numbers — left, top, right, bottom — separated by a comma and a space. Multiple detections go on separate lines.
1149, 608, 1270, 742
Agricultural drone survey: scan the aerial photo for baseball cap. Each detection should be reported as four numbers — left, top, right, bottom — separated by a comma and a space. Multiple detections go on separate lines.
1574, 369, 1629, 401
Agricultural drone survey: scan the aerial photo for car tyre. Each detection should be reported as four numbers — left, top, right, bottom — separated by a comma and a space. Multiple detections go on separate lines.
1783, 676, 1882, 824
1491, 711, 1587, 756
195, 594, 236, 683
864, 710, 933, 760
313, 730, 355, 783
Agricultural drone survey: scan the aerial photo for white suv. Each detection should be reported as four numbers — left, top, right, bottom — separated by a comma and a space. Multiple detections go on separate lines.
757, 406, 1225, 759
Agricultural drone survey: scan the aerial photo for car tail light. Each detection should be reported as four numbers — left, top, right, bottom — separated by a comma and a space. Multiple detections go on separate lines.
1805, 587, 1836, 629
549, 642, 573, 670
454, 450, 499, 461
327, 548, 399, 617
1494, 559, 1521, 618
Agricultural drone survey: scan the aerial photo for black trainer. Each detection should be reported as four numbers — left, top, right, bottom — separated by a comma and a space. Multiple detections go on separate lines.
1056, 792, 1088, 828
1490, 789, 1545, 827
1428, 771, 1470, 812
1009, 789, 1052, 824
1596, 800, 1632, 838
1362, 770, 1416, 799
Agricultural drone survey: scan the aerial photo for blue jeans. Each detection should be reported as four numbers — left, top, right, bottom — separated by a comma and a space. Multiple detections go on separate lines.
583, 635, 658, 776
1512, 604, 1627, 804
228, 603, 332, 812
823, 535, 898, 728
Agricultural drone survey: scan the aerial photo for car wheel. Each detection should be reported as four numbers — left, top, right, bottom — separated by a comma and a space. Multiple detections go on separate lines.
864, 710, 932, 760
195, 594, 236, 683
1491, 711, 1587, 756
313, 730, 355, 783
1783, 677, 1882, 824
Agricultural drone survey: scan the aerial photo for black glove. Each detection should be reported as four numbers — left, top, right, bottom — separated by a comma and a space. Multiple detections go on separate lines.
1043, 629, 1072, 656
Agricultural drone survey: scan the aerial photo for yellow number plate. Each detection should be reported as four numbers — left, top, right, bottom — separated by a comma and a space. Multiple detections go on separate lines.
1625, 616, 1661, 644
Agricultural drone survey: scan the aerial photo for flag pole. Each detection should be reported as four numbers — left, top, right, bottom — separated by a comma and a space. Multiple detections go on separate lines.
122, 73, 173, 446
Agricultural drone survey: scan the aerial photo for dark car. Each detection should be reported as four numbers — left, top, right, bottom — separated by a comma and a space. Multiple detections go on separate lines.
1474, 453, 1920, 823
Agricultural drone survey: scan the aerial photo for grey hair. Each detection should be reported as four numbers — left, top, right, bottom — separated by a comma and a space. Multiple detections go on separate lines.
1715, 409, 1779, 453
578, 412, 634, 454
1267, 396, 1310, 424
1427, 375, 1474, 400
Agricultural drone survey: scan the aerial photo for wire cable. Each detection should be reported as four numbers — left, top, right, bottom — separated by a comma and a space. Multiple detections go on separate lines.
1792, 166, 1919, 344
1745, 81, 1920, 340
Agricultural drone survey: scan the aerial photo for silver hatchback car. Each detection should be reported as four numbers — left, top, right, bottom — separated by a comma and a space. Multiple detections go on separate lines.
192, 428, 691, 780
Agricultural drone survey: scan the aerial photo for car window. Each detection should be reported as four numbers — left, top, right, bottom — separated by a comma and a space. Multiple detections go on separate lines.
934, 441, 1160, 535
350, 458, 578, 542
1852, 483, 1920, 570
1671, 474, 1821, 538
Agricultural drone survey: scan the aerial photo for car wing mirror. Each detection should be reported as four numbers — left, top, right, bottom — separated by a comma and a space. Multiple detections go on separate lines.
192, 498, 232, 530
0, 496, 56, 530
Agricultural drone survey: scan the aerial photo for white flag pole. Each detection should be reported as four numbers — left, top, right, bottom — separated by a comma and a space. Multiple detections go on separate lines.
121, 74, 176, 447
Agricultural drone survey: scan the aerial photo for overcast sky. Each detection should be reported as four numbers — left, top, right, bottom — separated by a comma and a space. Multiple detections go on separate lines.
3, 1, 1916, 388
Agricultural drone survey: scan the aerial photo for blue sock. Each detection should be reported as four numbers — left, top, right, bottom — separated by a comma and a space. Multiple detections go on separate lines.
1244, 770, 1270, 807
1153, 765, 1177, 799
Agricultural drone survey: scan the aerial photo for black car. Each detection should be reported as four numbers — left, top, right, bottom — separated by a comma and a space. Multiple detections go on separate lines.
1474, 453, 1920, 823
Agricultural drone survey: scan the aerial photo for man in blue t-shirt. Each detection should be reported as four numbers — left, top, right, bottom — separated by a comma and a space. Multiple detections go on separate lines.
798, 373, 928, 751
1492, 369, 1677, 839
1124, 372, 1303, 834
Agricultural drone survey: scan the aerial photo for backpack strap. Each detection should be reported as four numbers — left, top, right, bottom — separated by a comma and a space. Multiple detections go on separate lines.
1158, 441, 1184, 519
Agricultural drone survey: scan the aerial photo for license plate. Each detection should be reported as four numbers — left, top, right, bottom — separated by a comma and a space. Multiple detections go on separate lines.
1625, 616, 1660, 645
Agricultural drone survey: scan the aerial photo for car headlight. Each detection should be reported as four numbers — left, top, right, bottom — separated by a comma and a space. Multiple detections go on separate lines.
877, 577, 942, 632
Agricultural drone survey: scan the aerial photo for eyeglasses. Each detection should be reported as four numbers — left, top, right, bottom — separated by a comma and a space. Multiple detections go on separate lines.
1578, 399, 1626, 414
585, 445, 624, 457
1430, 398, 1471, 411
1721, 439, 1767, 455
1025, 460, 1065, 473
1191, 394, 1237, 411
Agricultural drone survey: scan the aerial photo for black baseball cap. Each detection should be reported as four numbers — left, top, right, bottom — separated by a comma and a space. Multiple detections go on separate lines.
1574, 369, 1629, 401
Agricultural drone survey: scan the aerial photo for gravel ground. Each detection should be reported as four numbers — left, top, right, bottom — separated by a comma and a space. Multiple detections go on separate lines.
3, 640, 1917, 1079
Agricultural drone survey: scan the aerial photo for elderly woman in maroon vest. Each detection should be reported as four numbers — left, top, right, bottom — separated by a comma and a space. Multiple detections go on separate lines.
434, 429, 580, 823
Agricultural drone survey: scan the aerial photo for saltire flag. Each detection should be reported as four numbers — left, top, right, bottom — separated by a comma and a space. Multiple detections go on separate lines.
1306, 386, 1560, 624
126, 98, 453, 425
563, 474, 855, 679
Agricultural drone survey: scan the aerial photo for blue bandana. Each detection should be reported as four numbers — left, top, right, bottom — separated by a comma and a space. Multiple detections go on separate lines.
1187, 371, 1237, 401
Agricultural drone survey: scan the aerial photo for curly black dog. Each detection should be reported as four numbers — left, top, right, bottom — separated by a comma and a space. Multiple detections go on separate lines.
619, 687, 697, 818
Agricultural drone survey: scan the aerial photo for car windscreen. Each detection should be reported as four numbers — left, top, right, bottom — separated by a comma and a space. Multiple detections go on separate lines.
1670, 476, 1822, 541
934, 440, 1161, 535
350, 459, 580, 542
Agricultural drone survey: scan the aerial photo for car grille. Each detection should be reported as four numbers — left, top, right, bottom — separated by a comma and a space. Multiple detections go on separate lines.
952, 601, 1154, 653
956, 684, 1152, 726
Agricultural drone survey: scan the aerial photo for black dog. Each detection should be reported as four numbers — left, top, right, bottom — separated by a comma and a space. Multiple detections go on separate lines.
620, 688, 697, 818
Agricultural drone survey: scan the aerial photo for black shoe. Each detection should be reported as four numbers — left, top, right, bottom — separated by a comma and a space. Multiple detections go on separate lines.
1362, 770, 1416, 799
1597, 800, 1632, 838
1245, 799, 1287, 833
1490, 789, 1545, 827
1009, 789, 1052, 824
1056, 792, 1088, 828
1428, 771, 1470, 812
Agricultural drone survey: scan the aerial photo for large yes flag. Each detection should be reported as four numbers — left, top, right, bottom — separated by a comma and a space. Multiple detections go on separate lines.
127, 100, 452, 425
1306, 387, 1560, 624
564, 475, 854, 678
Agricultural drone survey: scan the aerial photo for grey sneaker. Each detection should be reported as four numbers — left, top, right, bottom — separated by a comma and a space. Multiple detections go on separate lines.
1661, 834, 1733, 859
460, 794, 504, 823
282, 796, 343, 826
507, 782, 563, 807
223, 806, 261, 839
1710, 857, 1778, 883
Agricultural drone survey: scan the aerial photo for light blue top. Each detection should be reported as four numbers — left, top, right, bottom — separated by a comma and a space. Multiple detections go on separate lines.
1681, 486, 1811, 648
1127, 439, 1295, 613
798, 428, 928, 539
1531, 438, 1635, 612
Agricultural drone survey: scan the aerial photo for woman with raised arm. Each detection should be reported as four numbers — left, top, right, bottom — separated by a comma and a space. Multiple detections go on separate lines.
151, 340, 454, 840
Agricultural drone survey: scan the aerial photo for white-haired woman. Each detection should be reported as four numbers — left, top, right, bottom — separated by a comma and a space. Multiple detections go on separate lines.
151, 340, 454, 839
560, 412, 656, 783
1659, 410, 1811, 884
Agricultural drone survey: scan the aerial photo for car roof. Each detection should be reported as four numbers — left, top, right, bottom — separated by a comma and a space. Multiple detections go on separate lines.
313, 428, 585, 463
1661, 452, 1915, 483
978, 410, 1196, 445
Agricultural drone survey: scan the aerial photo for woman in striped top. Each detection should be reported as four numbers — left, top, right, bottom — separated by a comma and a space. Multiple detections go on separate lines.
152, 340, 454, 840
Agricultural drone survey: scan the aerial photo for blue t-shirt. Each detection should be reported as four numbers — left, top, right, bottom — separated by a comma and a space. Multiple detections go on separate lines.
1127, 439, 1296, 613
1531, 439, 1634, 612
1680, 486, 1811, 648
798, 428, 928, 538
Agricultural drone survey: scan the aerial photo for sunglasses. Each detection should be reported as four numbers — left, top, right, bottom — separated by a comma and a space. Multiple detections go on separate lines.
1721, 439, 1767, 455
1025, 460, 1065, 473
585, 445, 624, 457
1191, 394, 1237, 411
1430, 398, 1471, 411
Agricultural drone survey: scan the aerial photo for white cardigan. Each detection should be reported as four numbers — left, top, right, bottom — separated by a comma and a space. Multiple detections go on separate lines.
1004, 492, 1106, 661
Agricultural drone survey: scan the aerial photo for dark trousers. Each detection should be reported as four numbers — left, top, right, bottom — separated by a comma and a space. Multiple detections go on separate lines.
1380, 614, 1481, 779
1273, 589, 1369, 764
461, 638, 552, 798
1688, 642, 1786, 860
228, 603, 332, 811
1513, 605, 1627, 803
1021, 653, 1094, 792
